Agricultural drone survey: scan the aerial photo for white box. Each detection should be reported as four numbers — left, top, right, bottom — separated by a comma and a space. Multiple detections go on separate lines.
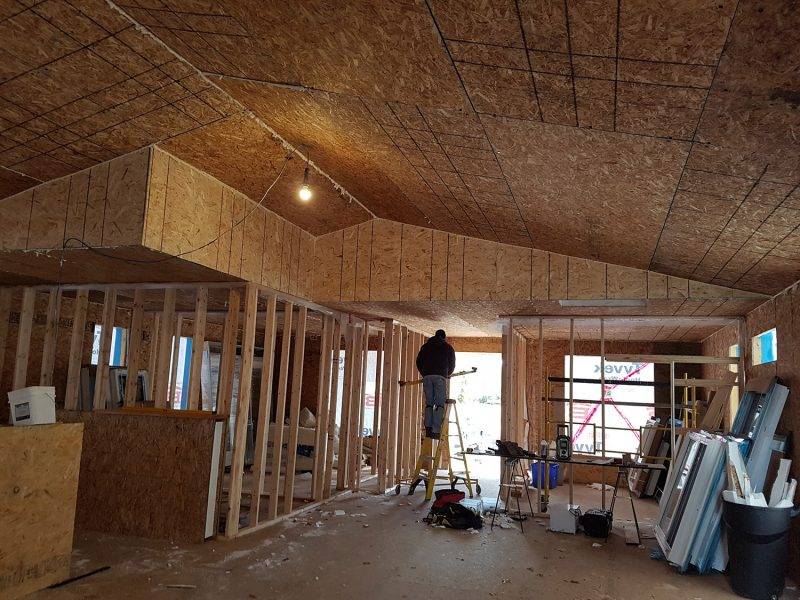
8, 386, 56, 426
549, 503, 581, 534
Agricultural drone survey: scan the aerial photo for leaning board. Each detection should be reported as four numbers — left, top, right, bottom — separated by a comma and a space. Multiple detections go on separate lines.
0, 423, 84, 599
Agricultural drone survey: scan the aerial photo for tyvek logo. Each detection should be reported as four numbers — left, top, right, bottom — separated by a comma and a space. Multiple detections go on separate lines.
593, 364, 638, 375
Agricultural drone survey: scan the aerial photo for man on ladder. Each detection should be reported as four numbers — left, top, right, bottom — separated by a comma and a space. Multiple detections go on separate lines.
415, 329, 456, 439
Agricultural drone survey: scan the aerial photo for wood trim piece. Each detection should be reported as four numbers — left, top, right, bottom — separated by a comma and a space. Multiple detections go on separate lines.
39, 288, 61, 386
12, 288, 36, 390
64, 290, 89, 410
153, 288, 176, 409
215, 289, 240, 415
323, 318, 342, 499
225, 284, 259, 537
167, 314, 184, 408
267, 302, 294, 520
92, 288, 117, 410
124, 289, 145, 407
188, 287, 208, 411
250, 294, 278, 524
312, 315, 334, 501
0, 288, 12, 391
283, 306, 308, 512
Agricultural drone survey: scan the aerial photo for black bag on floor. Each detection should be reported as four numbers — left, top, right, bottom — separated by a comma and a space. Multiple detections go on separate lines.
426, 502, 483, 530
580, 509, 612, 537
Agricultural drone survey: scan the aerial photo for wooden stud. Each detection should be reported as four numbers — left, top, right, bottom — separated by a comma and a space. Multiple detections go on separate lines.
349, 325, 366, 489
403, 329, 415, 476
39, 288, 61, 386
0, 288, 12, 392
323, 319, 342, 499
146, 313, 160, 395
153, 288, 176, 409
283, 306, 308, 512
167, 314, 184, 409
225, 284, 259, 538
250, 295, 278, 524
188, 287, 208, 410
395, 327, 408, 480
370, 329, 384, 476
267, 302, 294, 520
215, 289, 241, 415
386, 323, 402, 487
12, 288, 36, 390
377, 320, 394, 492
337, 324, 355, 491
312, 316, 334, 500
64, 290, 89, 410
124, 289, 145, 407
92, 288, 117, 410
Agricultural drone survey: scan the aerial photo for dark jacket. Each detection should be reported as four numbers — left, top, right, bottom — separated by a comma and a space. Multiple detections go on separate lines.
416, 335, 456, 378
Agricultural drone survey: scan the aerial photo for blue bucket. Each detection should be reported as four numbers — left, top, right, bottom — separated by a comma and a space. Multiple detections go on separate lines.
530, 461, 559, 489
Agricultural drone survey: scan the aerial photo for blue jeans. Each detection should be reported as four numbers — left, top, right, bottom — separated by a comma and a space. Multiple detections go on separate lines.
423, 375, 447, 436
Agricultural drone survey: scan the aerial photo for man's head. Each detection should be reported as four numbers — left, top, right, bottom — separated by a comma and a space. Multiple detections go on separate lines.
435, 329, 446, 339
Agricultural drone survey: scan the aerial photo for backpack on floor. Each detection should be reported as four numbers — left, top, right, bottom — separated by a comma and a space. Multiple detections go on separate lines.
431, 488, 465, 512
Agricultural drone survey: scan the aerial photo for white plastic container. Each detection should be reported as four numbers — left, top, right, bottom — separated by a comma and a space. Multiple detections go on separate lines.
7, 386, 56, 426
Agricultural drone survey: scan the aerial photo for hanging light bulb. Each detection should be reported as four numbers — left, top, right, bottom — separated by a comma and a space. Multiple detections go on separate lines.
298, 164, 312, 202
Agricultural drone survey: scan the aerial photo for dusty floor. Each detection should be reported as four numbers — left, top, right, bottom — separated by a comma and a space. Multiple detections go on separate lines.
30, 482, 800, 600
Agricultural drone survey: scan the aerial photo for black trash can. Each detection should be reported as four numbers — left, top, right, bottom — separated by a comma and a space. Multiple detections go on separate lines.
723, 500, 799, 600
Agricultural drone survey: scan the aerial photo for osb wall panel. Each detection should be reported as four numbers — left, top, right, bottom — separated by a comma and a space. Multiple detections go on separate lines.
312, 219, 766, 304
0, 423, 83, 599
143, 147, 314, 297
0, 148, 150, 252
702, 284, 800, 579
60, 410, 218, 543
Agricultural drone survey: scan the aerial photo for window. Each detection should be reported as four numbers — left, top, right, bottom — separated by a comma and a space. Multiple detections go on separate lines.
729, 344, 740, 418
91, 325, 127, 367
751, 328, 777, 366
564, 356, 654, 456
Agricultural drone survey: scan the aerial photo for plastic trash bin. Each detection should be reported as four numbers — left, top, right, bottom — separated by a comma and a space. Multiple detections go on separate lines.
530, 461, 559, 489
723, 500, 800, 600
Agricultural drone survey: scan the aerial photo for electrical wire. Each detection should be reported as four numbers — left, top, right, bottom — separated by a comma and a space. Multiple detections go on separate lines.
59, 154, 292, 267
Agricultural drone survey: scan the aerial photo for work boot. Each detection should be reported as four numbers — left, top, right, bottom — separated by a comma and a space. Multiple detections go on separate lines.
426, 427, 433, 438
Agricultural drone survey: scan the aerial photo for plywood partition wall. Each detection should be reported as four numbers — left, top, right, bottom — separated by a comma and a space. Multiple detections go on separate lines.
313, 219, 766, 304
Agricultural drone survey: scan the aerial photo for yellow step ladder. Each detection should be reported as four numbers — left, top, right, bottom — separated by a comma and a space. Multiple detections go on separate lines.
396, 399, 480, 500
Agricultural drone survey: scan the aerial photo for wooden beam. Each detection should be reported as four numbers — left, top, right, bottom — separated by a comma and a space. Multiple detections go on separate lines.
0, 288, 12, 392
12, 288, 36, 390
312, 315, 334, 501
225, 284, 259, 538
64, 290, 89, 410
267, 302, 294, 520
187, 287, 208, 410
370, 329, 384, 476
250, 294, 278, 524
336, 324, 355, 491
39, 288, 61, 386
348, 326, 365, 489
395, 327, 408, 481
215, 289, 240, 415
167, 314, 184, 408
283, 306, 308, 512
123, 289, 145, 407
92, 289, 117, 410
674, 378, 736, 388
323, 319, 341, 499
377, 320, 394, 491
153, 288, 176, 409
604, 354, 739, 364
146, 313, 160, 396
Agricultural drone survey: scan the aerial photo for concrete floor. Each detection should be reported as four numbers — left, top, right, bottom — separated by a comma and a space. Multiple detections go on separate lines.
29, 482, 800, 600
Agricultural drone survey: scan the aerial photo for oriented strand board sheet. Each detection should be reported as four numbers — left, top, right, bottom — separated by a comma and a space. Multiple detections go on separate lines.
0, 423, 83, 599
370, 219, 403, 300
607, 264, 648, 299
60, 410, 219, 543
568, 257, 607, 299
531, 249, 549, 300
430, 230, 449, 300
354, 221, 373, 301
446, 234, 465, 300
313, 231, 344, 301
462, 236, 496, 300
496, 244, 531, 300
400, 224, 433, 300
340, 226, 359, 301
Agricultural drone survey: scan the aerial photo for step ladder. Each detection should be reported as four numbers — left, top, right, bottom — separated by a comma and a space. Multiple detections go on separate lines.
395, 399, 480, 501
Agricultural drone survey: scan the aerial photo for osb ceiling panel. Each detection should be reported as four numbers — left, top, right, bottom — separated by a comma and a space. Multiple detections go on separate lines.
158, 113, 372, 234
3, 1, 800, 296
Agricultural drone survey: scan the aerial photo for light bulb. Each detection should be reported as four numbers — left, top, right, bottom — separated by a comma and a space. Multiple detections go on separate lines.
298, 184, 312, 201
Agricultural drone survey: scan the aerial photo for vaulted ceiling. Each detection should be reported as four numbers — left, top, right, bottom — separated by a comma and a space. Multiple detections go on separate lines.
1, 0, 799, 295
